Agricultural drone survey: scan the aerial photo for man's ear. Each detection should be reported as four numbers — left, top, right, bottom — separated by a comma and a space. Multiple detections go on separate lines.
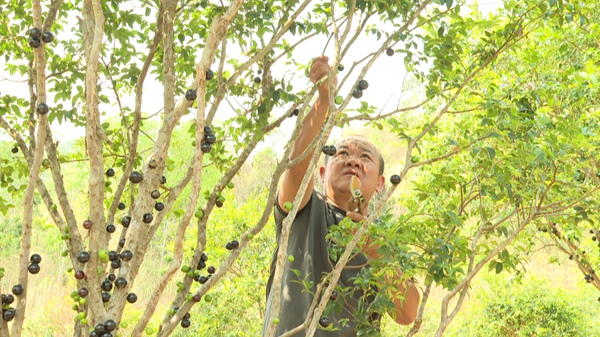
319, 166, 326, 181
375, 175, 385, 193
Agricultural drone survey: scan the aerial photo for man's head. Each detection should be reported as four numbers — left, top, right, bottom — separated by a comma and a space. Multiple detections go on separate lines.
319, 135, 386, 213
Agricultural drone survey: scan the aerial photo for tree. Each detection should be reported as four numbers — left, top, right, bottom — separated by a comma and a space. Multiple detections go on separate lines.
0, 0, 598, 336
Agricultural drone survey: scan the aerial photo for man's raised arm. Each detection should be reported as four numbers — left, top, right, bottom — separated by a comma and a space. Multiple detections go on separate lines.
277, 56, 334, 212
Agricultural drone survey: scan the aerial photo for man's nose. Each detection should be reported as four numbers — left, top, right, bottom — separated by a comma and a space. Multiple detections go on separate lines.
344, 156, 361, 167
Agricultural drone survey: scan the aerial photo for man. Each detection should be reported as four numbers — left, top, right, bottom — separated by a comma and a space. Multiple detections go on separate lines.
264, 56, 420, 336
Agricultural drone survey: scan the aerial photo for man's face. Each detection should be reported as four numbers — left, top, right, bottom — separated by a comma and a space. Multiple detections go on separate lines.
320, 138, 385, 211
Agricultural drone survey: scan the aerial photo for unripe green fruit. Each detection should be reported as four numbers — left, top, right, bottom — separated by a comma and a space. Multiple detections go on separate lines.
287, 255, 295, 262
194, 210, 204, 219
145, 327, 153, 335
273, 317, 280, 324
227, 181, 234, 189
334, 96, 343, 105
181, 265, 190, 273
284, 202, 293, 211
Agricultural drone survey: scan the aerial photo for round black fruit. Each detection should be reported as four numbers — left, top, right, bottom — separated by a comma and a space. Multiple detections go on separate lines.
390, 174, 401, 185
3, 308, 16, 322
322, 145, 336, 156
101, 292, 111, 303
150, 190, 160, 199
386, 47, 395, 56
358, 80, 369, 90
181, 319, 191, 328
192, 294, 201, 302
201, 253, 208, 262
204, 133, 216, 144
207, 266, 216, 274
108, 250, 119, 261
254, 76, 262, 84
126, 293, 138, 303
230, 240, 239, 249
77, 251, 90, 263
12, 285, 24, 296
106, 224, 116, 233
106, 168, 115, 177
29, 38, 41, 48
206, 69, 214, 80
118, 202, 126, 210
110, 260, 121, 269
108, 273, 116, 282
225, 242, 232, 250
30, 253, 42, 264
337, 64, 345, 71
161, 175, 167, 185
330, 290, 339, 301
120, 250, 133, 262
42, 31, 54, 43
83, 219, 93, 229
28, 263, 40, 274
201, 142, 211, 153
198, 276, 208, 284
11, 147, 18, 153
78, 287, 89, 298
204, 126, 213, 134
29, 28, 42, 39
115, 277, 128, 289
94, 323, 106, 333
197, 260, 206, 270
101, 280, 113, 292
185, 89, 197, 101
119, 238, 126, 248
129, 171, 143, 184
89, 331, 98, 337
74, 270, 85, 280
155, 202, 165, 211
142, 213, 153, 224
121, 215, 131, 228
319, 316, 331, 327
37, 103, 49, 114
352, 88, 363, 99
105, 319, 117, 331
215, 200, 223, 208
293, 108, 299, 116
3, 294, 14, 304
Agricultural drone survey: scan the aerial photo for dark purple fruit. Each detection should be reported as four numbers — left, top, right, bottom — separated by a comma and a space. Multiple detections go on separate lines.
119, 238, 126, 248
390, 174, 401, 185
148, 159, 158, 169
11, 147, 18, 153
293, 108, 299, 116
120, 250, 133, 262
83, 220, 93, 229
185, 89, 197, 101
126, 293, 137, 303
207, 266, 216, 274
106, 168, 115, 177
36, 103, 49, 114
155, 202, 165, 211
319, 316, 330, 327
322, 145, 336, 156
215, 200, 223, 208
12, 285, 24, 296
78, 287, 89, 298
204, 133, 216, 144
386, 47, 395, 56
77, 251, 90, 263
206, 69, 214, 80
330, 290, 339, 301
29, 28, 42, 39
30, 254, 42, 263
192, 294, 201, 302
254, 76, 261, 84
101, 280, 113, 292
106, 224, 116, 233
358, 80, 369, 90
197, 260, 206, 270
142, 213, 153, 224
118, 202, 126, 210
203, 126, 213, 134
29, 38, 41, 48
161, 175, 167, 185
201, 142, 211, 153
94, 323, 106, 333
198, 276, 208, 284
110, 259, 121, 269
230, 240, 239, 249
150, 190, 160, 199
108, 250, 119, 261
337, 64, 345, 71
115, 277, 127, 289
129, 171, 142, 184
101, 292, 111, 303
42, 31, 54, 43
74, 270, 85, 279
121, 215, 131, 228
108, 273, 116, 282
3, 294, 14, 305
352, 88, 363, 99
104, 319, 117, 331
201, 253, 208, 262
28, 263, 40, 274
3, 308, 16, 321
89, 331, 99, 337
181, 319, 191, 328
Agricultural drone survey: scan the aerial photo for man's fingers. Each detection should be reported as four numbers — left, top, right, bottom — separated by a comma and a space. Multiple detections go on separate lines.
346, 211, 367, 223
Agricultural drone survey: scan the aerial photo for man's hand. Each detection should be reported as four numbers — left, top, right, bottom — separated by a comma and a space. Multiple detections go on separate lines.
309, 56, 336, 93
